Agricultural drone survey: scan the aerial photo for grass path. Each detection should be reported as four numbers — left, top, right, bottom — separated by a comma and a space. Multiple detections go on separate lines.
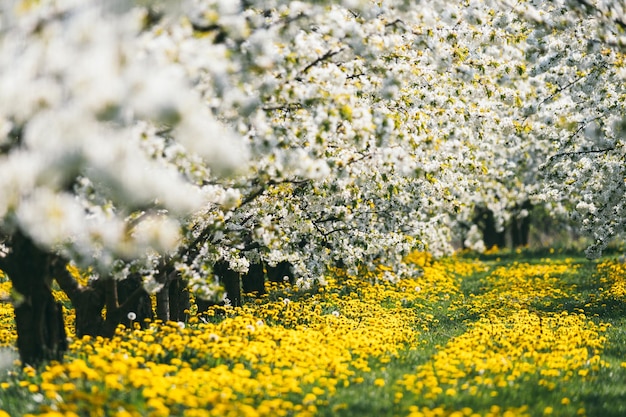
1, 252, 626, 416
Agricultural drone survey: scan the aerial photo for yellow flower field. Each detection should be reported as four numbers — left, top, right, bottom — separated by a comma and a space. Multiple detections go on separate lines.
1, 251, 625, 416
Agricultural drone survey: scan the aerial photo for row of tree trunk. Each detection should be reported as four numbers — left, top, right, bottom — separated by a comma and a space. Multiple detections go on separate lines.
0, 231, 67, 366
2, 201, 534, 366
0, 232, 294, 366
472, 201, 532, 250
1, 200, 534, 366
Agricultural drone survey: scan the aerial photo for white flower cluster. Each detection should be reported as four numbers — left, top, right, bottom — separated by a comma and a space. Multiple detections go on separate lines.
515, 0, 626, 257
1, 0, 623, 298
0, 0, 246, 270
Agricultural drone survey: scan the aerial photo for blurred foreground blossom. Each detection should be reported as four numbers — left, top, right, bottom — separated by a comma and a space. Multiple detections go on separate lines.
0, 0, 248, 266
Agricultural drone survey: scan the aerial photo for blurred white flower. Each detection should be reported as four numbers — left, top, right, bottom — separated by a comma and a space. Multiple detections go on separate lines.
142, 275, 165, 295
16, 188, 86, 248
221, 188, 241, 210
130, 215, 181, 255
0, 347, 18, 372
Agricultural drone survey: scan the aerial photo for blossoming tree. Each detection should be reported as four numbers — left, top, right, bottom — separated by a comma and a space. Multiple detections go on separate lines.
515, 0, 626, 258
0, 0, 250, 363
1, 0, 623, 365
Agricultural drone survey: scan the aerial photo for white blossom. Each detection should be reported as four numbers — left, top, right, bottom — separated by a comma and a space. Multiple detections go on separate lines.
1, 0, 623, 304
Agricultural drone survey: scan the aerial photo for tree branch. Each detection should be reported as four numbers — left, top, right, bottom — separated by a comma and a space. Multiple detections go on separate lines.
347, 73, 366, 79
262, 103, 303, 112
240, 181, 274, 207
262, 11, 307, 30
49, 257, 84, 303
298, 48, 344, 78
322, 227, 353, 237
561, 116, 605, 149
523, 64, 607, 122
537, 76, 585, 108
117, 285, 150, 314
574, 0, 626, 31
548, 146, 616, 162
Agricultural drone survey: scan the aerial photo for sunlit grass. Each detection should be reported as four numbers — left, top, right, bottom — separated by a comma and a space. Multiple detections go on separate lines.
1, 251, 626, 416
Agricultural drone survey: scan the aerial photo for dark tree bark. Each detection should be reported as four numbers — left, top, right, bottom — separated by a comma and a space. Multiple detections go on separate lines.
196, 260, 242, 314
511, 217, 522, 249
155, 281, 170, 322
510, 201, 533, 248
52, 261, 106, 338
53, 259, 154, 338
0, 231, 67, 366
69, 286, 106, 337
266, 261, 294, 284
168, 275, 190, 322
474, 207, 506, 249
519, 200, 532, 247
214, 260, 241, 307
519, 214, 531, 247
100, 278, 152, 337
154, 269, 189, 323
117, 274, 153, 327
242, 262, 265, 295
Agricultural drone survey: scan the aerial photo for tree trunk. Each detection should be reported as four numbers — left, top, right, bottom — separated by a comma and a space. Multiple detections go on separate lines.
195, 261, 241, 315
54, 259, 154, 337
266, 261, 294, 284
1, 231, 67, 366
510, 201, 533, 249
168, 275, 189, 322
156, 280, 170, 322
72, 288, 106, 337
117, 274, 153, 328
511, 216, 522, 249
474, 207, 506, 250
214, 260, 241, 307
52, 258, 110, 338
242, 262, 265, 295
519, 201, 532, 247
154, 269, 191, 322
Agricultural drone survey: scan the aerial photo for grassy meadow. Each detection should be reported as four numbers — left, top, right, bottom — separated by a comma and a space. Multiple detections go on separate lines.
1, 250, 626, 416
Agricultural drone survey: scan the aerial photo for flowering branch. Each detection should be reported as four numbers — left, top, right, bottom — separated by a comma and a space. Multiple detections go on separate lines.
547, 147, 617, 163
